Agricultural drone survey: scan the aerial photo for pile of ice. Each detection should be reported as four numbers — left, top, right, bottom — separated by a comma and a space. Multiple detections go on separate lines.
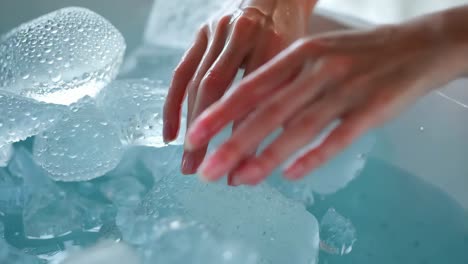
0, 5, 367, 264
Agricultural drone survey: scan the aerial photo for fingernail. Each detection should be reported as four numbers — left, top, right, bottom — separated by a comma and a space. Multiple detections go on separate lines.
186, 125, 208, 151
284, 163, 307, 180
163, 121, 175, 144
181, 152, 196, 174
233, 163, 263, 185
197, 154, 227, 182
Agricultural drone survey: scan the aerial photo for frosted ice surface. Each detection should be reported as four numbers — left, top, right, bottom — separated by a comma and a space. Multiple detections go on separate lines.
319, 208, 357, 256
0, 144, 12, 167
0, 91, 65, 148
0, 167, 23, 215
33, 97, 124, 181
10, 147, 115, 239
96, 79, 185, 147
62, 241, 140, 264
139, 217, 258, 264
268, 130, 375, 205
139, 168, 320, 264
0, 7, 125, 105
0, 239, 41, 264
144, 0, 227, 49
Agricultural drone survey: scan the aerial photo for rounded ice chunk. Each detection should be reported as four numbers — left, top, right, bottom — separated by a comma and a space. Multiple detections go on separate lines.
33, 97, 124, 181
96, 79, 185, 147
0, 91, 65, 147
268, 126, 375, 206
0, 7, 126, 105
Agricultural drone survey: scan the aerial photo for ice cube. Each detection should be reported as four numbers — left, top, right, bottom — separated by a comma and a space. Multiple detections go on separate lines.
0, 7, 125, 105
319, 208, 357, 256
139, 217, 258, 264
144, 0, 227, 49
0, 239, 41, 264
10, 147, 115, 239
138, 160, 320, 264
0, 91, 65, 147
95, 79, 185, 147
33, 96, 124, 181
0, 144, 12, 167
268, 131, 375, 206
61, 241, 140, 264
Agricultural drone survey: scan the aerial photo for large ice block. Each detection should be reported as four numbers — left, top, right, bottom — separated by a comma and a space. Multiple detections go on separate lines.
144, 0, 227, 49
96, 79, 185, 147
10, 147, 115, 239
137, 155, 320, 264
33, 97, 124, 181
0, 7, 125, 105
139, 217, 258, 264
0, 91, 64, 148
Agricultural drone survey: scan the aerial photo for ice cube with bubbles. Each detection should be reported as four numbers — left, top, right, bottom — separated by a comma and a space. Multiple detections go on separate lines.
96, 79, 185, 147
0, 91, 65, 148
0, 7, 125, 105
33, 96, 124, 181
135, 155, 320, 264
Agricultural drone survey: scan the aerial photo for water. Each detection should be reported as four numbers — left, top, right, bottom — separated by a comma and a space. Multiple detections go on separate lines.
0, 7, 125, 105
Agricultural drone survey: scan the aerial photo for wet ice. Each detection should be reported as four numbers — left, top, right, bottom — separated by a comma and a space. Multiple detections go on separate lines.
0, 144, 13, 167
0, 7, 125, 105
0, 91, 64, 148
96, 79, 184, 147
33, 97, 124, 181
319, 208, 357, 256
9, 147, 115, 239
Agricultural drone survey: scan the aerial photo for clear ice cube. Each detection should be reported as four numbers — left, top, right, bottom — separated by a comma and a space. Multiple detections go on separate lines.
0, 167, 24, 215
136, 153, 320, 264
62, 241, 140, 264
319, 208, 357, 256
10, 147, 115, 239
0, 144, 12, 167
96, 79, 185, 147
0, 7, 126, 105
33, 96, 124, 181
139, 217, 258, 264
0, 91, 65, 147
268, 129, 375, 206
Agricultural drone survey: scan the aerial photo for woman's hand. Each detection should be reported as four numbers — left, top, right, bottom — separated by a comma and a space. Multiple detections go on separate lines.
163, 0, 317, 176
185, 8, 468, 185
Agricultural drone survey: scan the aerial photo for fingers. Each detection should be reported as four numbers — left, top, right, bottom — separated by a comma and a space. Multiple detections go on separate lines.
186, 40, 316, 149
163, 30, 208, 143
283, 109, 374, 180
229, 95, 346, 185
181, 17, 231, 175
197, 66, 334, 182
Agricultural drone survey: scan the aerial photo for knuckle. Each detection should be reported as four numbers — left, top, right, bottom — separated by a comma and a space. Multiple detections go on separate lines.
259, 148, 281, 170
221, 140, 242, 158
200, 70, 225, 91
263, 101, 284, 120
